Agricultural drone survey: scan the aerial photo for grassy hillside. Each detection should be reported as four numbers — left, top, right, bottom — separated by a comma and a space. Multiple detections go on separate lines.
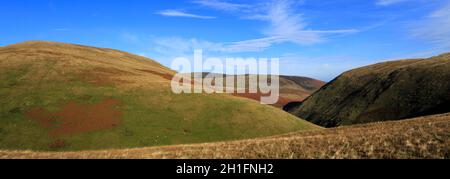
2, 113, 448, 159
0, 41, 320, 151
287, 53, 450, 127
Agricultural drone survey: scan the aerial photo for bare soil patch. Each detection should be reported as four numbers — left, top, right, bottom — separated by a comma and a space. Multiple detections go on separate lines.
26, 99, 123, 137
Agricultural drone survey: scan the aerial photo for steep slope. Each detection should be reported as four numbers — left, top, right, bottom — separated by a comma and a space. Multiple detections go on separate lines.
286, 53, 450, 127
0, 41, 320, 151
2, 113, 448, 159
190, 73, 325, 107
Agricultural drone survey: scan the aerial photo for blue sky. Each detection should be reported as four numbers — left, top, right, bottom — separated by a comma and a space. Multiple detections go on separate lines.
1, 0, 449, 81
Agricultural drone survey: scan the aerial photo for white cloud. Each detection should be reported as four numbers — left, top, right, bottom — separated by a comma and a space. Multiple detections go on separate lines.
152, 37, 225, 55
152, 0, 358, 54
376, 0, 409, 6
192, 0, 250, 12
259, 1, 323, 45
152, 36, 266, 53
239, 0, 358, 47
156, 10, 216, 19
411, 2, 450, 49
223, 37, 286, 52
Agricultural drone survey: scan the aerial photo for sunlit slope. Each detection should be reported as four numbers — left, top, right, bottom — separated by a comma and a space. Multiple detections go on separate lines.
0, 41, 319, 151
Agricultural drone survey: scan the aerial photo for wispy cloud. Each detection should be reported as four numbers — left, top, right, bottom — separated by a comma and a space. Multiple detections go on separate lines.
376, 0, 409, 6
152, 36, 278, 54
224, 37, 286, 52
153, 37, 224, 55
153, 0, 358, 53
156, 10, 216, 19
192, 0, 250, 12
411, 2, 450, 50
231, 0, 358, 49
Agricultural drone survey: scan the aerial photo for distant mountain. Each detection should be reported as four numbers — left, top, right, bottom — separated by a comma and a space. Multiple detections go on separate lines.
190, 73, 325, 107
286, 53, 450, 127
0, 41, 319, 151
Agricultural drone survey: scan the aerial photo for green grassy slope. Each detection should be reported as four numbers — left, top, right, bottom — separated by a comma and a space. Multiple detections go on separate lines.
0, 41, 320, 151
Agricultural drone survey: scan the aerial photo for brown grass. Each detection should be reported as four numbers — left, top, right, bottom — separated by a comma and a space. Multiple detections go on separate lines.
1, 113, 448, 159
0, 41, 177, 90
81, 67, 135, 86
135, 69, 174, 81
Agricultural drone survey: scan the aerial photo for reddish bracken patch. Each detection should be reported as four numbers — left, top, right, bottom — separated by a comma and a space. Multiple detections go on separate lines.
26, 99, 123, 137
48, 140, 67, 149
232, 92, 294, 107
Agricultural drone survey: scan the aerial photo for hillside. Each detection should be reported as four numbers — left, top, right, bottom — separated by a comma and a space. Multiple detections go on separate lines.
189, 73, 325, 107
2, 113, 448, 159
286, 53, 450, 127
0, 41, 320, 151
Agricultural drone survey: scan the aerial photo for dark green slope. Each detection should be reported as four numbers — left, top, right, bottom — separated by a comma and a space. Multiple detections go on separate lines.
287, 53, 450, 127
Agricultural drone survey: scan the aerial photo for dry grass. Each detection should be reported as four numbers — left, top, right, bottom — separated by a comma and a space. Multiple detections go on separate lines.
1, 113, 448, 159
0, 41, 176, 90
